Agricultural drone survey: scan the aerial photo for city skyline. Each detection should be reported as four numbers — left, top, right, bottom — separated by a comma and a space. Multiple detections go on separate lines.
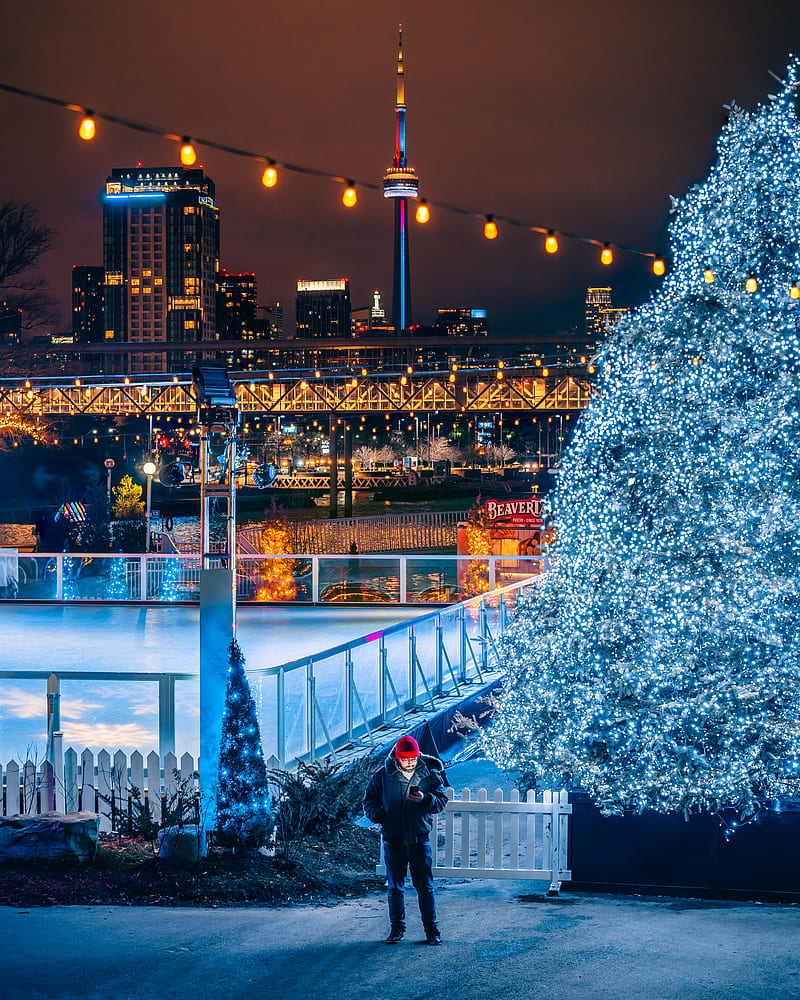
2, 2, 800, 341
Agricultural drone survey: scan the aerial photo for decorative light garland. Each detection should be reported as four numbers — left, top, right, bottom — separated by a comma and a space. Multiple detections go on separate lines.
0, 79, 664, 270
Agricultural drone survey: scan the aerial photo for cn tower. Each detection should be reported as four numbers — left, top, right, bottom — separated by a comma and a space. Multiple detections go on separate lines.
383, 25, 419, 333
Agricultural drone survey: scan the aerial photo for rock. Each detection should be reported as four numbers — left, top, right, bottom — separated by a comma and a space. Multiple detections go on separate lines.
158, 824, 206, 865
0, 812, 99, 863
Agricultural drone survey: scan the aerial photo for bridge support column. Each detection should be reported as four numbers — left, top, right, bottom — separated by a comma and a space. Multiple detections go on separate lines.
343, 422, 353, 518
329, 415, 339, 518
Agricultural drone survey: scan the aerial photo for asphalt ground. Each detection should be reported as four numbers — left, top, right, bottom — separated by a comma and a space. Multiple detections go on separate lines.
3, 880, 799, 1000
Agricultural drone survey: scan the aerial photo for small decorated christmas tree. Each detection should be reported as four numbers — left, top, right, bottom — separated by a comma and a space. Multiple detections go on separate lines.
215, 638, 272, 850
485, 61, 800, 819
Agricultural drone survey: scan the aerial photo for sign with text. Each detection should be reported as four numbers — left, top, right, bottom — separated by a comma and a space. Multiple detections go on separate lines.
484, 497, 544, 528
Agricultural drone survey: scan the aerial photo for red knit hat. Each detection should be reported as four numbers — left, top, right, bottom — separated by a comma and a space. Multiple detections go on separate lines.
395, 735, 420, 759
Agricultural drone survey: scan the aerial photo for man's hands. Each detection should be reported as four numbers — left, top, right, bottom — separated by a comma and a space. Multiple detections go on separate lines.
408, 788, 424, 802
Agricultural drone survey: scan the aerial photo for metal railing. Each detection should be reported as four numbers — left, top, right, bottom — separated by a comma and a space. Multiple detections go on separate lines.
0, 551, 548, 604
240, 508, 469, 555
0, 576, 540, 768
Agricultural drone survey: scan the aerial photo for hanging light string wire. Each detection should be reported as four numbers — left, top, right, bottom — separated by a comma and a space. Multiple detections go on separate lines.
0, 79, 663, 266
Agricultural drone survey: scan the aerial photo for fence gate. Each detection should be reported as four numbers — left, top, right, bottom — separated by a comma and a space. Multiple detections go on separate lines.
378, 786, 571, 895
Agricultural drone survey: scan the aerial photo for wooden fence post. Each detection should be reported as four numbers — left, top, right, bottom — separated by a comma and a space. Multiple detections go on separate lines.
5, 760, 20, 816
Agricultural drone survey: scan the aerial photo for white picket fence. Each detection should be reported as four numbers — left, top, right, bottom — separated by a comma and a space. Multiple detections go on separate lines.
378, 787, 572, 894
1, 746, 197, 831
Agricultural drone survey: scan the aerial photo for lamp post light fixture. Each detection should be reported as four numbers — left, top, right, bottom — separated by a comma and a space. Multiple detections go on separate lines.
143, 460, 157, 553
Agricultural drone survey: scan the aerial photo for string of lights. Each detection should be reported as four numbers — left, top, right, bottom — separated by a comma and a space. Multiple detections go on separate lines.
0, 79, 666, 272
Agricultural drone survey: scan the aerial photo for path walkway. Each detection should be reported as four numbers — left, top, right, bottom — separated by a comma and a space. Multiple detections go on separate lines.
1, 884, 798, 1000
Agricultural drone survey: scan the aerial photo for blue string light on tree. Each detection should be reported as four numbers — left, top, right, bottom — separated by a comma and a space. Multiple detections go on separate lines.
158, 556, 182, 602
215, 637, 272, 850
484, 59, 800, 823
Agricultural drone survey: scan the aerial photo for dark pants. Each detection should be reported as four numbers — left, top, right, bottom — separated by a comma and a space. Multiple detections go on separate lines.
383, 838, 438, 933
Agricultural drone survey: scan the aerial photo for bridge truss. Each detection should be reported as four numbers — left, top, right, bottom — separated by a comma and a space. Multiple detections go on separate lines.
0, 370, 591, 417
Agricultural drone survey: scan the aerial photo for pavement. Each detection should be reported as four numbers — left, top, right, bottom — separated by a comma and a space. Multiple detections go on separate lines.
2, 883, 800, 1000
5, 757, 798, 999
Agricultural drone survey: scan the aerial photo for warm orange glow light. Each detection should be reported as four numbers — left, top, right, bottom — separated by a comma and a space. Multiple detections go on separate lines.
544, 232, 559, 254
790, 285, 800, 300
745, 277, 758, 293
342, 185, 358, 208
180, 140, 197, 166
652, 257, 666, 277
415, 202, 430, 224
261, 165, 278, 188
703, 269, 715, 283
484, 216, 498, 240
79, 115, 95, 141
600, 245, 614, 266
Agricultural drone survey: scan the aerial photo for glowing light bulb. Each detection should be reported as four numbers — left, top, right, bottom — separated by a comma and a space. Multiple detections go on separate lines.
78, 115, 95, 141
342, 184, 358, 207
180, 139, 197, 166
484, 215, 498, 240
703, 268, 715, 283
545, 232, 559, 254
261, 165, 278, 188
600, 245, 614, 266
790, 285, 800, 300
415, 201, 430, 224
745, 277, 758, 293
652, 257, 666, 277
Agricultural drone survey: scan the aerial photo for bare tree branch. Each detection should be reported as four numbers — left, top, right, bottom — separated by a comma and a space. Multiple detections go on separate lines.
0, 201, 58, 336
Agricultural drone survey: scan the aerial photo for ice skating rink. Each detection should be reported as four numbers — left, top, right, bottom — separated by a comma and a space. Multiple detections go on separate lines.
0, 603, 423, 761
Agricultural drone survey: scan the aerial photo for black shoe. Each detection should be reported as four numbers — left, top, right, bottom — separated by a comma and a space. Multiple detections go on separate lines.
425, 931, 442, 945
386, 928, 405, 944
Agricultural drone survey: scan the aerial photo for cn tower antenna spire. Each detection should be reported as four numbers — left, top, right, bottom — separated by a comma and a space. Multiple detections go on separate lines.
384, 23, 419, 333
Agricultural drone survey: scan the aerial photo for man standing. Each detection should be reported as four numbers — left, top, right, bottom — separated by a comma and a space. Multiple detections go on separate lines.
363, 735, 448, 945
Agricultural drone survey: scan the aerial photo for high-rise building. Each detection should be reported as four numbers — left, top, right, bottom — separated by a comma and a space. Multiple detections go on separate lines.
585, 287, 629, 339
102, 167, 219, 372
72, 265, 105, 343
256, 302, 283, 339
216, 270, 257, 339
434, 308, 489, 336
0, 302, 22, 346
383, 26, 419, 333
585, 287, 612, 338
295, 280, 351, 337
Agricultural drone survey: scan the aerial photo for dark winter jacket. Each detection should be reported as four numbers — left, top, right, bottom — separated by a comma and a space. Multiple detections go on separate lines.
363, 752, 448, 845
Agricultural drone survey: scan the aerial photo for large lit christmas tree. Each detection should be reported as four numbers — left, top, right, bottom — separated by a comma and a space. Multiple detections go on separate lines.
215, 638, 272, 849
485, 61, 800, 819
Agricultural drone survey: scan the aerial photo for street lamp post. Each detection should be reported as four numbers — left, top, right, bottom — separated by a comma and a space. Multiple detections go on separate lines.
143, 461, 156, 553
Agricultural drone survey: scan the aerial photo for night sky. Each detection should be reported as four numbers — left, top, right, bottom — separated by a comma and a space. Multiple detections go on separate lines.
2, 0, 800, 337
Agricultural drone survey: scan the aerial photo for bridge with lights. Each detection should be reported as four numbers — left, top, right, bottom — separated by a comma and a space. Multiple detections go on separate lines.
0, 367, 590, 417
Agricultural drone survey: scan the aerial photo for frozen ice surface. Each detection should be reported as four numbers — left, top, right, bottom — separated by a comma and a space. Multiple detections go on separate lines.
0, 604, 423, 762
